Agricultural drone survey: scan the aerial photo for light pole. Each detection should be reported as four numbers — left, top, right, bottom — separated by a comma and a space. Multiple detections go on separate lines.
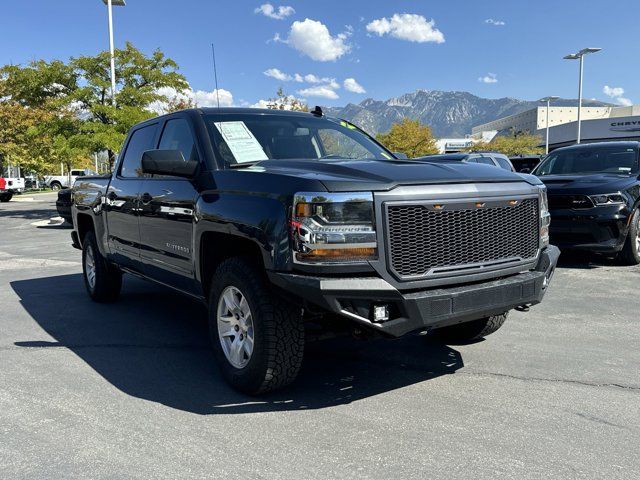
539, 96, 559, 154
100, 0, 126, 107
563, 47, 601, 144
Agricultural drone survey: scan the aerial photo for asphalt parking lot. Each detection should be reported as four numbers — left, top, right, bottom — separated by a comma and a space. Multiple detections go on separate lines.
1, 192, 639, 479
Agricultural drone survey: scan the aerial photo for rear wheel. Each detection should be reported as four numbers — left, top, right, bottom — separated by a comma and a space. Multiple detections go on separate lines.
50, 182, 62, 191
0, 193, 12, 202
431, 312, 508, 344
82, 231, 122, 302
618, 208, 640, 265
208, 257, 305, 395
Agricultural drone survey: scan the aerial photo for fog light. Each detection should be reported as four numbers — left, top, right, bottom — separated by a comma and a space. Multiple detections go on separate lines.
373, 304, 390, 323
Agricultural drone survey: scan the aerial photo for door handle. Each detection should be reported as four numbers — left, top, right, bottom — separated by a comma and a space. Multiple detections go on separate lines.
140, 192, 153, 204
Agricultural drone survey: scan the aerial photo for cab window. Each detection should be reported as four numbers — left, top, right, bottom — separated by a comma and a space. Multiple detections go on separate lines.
119, 124, 158, 178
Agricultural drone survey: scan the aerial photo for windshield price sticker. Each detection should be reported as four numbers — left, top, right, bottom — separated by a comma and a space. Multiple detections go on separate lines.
214, 121, 268, 163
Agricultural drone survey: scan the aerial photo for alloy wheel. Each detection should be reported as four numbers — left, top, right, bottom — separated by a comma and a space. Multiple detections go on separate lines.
216, 286, 255, 369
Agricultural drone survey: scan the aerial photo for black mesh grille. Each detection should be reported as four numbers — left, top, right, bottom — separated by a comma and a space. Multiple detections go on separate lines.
386, 198, 539, 278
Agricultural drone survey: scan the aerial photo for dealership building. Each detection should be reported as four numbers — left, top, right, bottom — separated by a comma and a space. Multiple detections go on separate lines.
471, 105, 640, 150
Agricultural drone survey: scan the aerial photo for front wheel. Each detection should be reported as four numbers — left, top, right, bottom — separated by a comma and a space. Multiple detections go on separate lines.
82, 231, 122, 302
50, 182, 62, 191
208, 257, 305, 395
0, 193, 12, 202
431, 312, 509, 344
618, 208, 640, 265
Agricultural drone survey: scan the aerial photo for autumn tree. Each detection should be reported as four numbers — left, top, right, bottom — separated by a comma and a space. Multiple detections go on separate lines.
466, 134, 543, 156
266, 87, 308, 111
375, 118, 439, 158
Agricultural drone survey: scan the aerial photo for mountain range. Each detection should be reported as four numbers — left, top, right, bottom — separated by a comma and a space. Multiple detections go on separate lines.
323, 90, 611, 138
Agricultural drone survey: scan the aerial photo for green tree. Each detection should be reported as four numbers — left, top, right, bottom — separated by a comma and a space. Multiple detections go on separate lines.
466, 134, 543, 156
375, 118, 439, 158
70, 42, 189, 167
1, 43, 189, 172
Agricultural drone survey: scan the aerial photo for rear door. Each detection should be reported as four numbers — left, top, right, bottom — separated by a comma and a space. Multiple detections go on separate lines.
138, 116, 201, 293
105, 122, 159, 271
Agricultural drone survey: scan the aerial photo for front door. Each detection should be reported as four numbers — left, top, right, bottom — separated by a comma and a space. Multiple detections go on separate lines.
105, 122, 159, 271
138, 117, 200, 293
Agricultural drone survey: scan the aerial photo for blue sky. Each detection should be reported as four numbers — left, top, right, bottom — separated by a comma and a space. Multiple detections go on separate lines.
1, 0, 639, 108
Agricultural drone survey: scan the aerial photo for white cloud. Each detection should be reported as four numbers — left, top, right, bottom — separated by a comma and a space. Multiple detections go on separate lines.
485, 18, 506, 26
297, 85, 340, 100
478, 73, 498, 84
263, 68, 291, 81
254, 3, 295, 20
294, 73, 304, 82
150, 86, 234, 114
366, 14, 445, 43
603, 85, 624, 98
285, 18, 351, 61
194, 88, 234, 107
344, 78, 366, 94
603, 85, 633, 106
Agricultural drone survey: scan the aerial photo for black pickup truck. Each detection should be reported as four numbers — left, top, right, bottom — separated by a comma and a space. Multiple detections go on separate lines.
71, 108, 559, 394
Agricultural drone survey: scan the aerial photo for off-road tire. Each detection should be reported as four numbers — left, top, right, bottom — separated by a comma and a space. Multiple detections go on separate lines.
50, 182, 62, 191
82, 231, 122, 303
431, 312, 509, 344
618, 208, 640, 265
0, 193, 12, 202
208, 256, 305, 395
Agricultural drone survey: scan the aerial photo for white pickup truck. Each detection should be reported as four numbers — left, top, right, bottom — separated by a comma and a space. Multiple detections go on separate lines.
0, 166, 25, 202
44, 169, 97, 190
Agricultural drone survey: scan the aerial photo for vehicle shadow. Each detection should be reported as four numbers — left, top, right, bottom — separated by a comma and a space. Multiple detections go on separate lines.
11, 274, 463, 415
556, 249, 620, 269
0, 206, 56, 221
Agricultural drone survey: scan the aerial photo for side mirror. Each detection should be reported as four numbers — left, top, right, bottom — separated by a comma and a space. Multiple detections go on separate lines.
393, 152, 409, 159
141, 150, 198, 178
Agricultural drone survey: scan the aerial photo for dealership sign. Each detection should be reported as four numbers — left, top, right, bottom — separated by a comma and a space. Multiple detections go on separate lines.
541, 115, 640, 145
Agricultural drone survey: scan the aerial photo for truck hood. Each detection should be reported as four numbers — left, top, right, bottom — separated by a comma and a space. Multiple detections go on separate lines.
538, 173, 637, 195
254, 158, 535, 192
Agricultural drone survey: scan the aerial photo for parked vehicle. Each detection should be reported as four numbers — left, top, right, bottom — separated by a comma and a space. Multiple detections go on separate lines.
509, 155, 543, 174
56, 189, 73, 223
533, 141, 640, 264
45, 169, 97, 190
71, 108, 558, 394
416, 152, 516, 171
0, 166, 25, 202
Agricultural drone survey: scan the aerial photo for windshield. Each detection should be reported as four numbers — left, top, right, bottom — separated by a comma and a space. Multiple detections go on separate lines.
205, 113, 394, 165
534, 145, 639, 176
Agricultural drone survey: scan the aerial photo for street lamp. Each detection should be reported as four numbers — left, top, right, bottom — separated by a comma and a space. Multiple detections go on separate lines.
539, 96, 559, 154
563, 47, 601, 144
100, 0, 126, 107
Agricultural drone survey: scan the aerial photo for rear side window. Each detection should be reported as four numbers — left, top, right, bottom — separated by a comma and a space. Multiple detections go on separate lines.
476, 157, 495, 165
119, 124, 158, 178
158, 118, 199, 162
495, 157, 513, 171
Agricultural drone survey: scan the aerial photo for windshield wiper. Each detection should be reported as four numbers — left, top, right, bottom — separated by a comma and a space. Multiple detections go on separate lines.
227, 161, 261, 169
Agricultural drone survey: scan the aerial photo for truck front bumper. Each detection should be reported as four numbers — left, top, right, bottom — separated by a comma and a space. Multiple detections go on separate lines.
269, 245, 560, 338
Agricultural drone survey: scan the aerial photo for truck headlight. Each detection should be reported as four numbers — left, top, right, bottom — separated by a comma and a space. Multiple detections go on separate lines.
589, 193, 626, 206
538, 185, 551, 248
291, 192, 377, 264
